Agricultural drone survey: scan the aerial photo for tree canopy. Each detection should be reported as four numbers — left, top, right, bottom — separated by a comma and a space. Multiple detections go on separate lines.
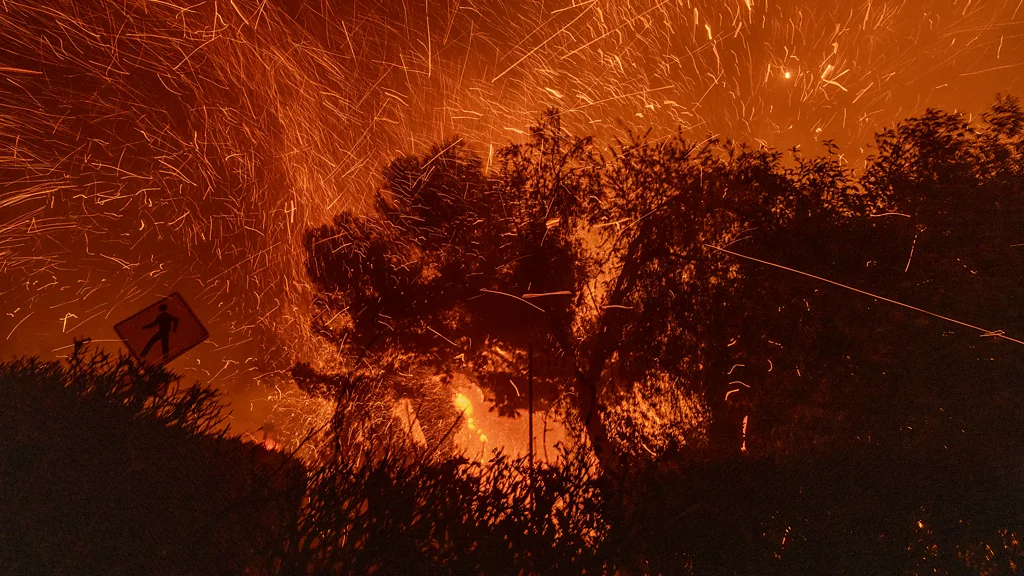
303, 97, 1024, 478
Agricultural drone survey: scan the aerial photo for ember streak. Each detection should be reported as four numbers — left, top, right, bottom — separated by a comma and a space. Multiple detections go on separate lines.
1, 0, 1022, 442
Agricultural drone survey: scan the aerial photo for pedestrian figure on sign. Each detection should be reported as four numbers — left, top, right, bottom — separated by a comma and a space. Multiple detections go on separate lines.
140, 304, 179, 358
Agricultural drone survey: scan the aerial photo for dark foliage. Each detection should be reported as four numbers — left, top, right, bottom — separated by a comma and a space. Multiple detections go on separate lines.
4, 343, 1021, 574
270, 443, 606, 575
0, 343, 608, 575
605, 430, 1024, 575
0, 342, 303, 575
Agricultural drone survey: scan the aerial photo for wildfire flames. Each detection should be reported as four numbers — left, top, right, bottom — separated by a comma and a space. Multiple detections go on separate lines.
2, 0, 1023, 446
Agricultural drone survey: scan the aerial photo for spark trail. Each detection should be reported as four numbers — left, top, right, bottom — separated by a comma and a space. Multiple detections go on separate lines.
1, 0, 1021, 431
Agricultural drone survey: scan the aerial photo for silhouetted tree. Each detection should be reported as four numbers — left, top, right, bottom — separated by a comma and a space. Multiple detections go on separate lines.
303, 110, 867, 472
738, 95, 1024, 454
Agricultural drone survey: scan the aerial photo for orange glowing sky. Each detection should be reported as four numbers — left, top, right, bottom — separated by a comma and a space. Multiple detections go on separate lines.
2, 0, 1022, 441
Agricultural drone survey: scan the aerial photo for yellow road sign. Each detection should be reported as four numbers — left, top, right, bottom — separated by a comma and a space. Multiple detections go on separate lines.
114, 293, 208, 365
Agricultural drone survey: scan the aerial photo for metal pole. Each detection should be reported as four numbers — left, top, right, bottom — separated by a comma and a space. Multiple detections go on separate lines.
528, 342, 535, 525
528, 342, 534, 478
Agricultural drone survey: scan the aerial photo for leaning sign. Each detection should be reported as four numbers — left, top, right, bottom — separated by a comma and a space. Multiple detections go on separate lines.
114, 293, 209, 365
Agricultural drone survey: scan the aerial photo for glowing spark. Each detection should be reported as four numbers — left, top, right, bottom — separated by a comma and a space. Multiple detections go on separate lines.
491, 0, 597, 82
905, 232, 920, 273
741, 415, 748, 452
60, 313, 77, 333
479, 289, 546, 312
522, 291, 572, 299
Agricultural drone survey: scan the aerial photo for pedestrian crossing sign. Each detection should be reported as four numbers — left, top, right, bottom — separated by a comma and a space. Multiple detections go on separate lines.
114, 293, 209, 365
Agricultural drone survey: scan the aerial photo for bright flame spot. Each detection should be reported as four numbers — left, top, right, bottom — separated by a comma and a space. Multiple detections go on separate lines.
454, 392, 473, 414
451, 377, 566, 462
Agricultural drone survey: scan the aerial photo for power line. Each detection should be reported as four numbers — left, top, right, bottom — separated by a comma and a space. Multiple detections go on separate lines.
705, 244, 1024, 346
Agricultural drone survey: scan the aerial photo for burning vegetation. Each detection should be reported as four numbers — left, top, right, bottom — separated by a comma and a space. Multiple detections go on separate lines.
4, 0, 1024, 573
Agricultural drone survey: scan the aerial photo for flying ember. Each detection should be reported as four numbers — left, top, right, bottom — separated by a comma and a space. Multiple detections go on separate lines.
1, 0, 1022, 445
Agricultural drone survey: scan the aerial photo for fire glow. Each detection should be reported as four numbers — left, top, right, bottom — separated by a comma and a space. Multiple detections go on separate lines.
2, 0, 1023, 450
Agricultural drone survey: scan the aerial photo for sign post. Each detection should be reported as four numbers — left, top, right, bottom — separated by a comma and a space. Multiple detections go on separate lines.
114, 293, 209, 366
528, 342, 534, 525
528, 342, 534, 479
